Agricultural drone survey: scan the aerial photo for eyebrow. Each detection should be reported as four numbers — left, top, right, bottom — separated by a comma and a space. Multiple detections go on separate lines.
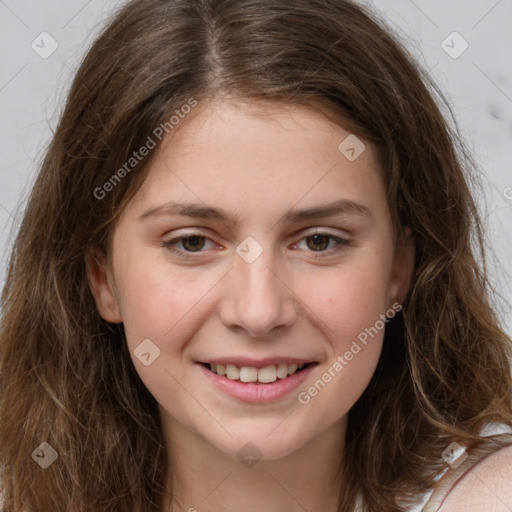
138, 198, 372, 226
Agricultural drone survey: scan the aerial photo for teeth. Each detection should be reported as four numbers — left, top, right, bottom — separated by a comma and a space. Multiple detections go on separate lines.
258, 365, 277, 383
226, 364, 240, 380
239, 367, 258, 383
277, 363, 288, 379
209, 362, 307, 383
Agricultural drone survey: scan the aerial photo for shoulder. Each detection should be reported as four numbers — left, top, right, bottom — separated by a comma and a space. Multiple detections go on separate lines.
439, 443, 512, 512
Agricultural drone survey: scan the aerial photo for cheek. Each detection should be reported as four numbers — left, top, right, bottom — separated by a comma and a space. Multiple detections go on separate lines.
115, 255, 216, 351
305, 259, 392, 349
115, 259, 215, 418
294, 263, 390, 428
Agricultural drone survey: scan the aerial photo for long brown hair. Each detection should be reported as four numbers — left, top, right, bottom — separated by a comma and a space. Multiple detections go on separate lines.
1, 0, 511, 511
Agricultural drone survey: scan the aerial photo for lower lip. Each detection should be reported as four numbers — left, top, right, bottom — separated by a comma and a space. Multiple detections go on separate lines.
197, 363, 316, 403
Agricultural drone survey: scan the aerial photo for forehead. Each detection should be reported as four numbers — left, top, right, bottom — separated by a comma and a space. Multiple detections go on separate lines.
122, 98, 387, 226
160, 97, 359, 158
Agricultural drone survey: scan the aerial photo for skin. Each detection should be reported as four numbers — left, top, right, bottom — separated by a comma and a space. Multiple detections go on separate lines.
86, 97, 416, 511
439, 444, 512, 512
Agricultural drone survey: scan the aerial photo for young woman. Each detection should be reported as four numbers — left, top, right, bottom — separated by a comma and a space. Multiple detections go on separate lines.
1, 1, 511, 511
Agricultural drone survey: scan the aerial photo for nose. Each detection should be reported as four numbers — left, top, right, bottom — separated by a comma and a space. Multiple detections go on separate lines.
218, 245, 298, 338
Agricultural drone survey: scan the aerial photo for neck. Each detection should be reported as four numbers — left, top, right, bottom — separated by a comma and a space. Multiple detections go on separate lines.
160, 415, 346, 512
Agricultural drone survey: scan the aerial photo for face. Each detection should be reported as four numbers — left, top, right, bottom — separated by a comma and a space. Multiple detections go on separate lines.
87, 98, 414, 461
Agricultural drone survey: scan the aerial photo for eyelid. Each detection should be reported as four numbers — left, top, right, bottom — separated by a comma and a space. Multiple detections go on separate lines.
162, 227, 351, 258
291, 229, 351, 254
300, 227, 350, 238
164, 226, 350, 241
163, 230, 219, 252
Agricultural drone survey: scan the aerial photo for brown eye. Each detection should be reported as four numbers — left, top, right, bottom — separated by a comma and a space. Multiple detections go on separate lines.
306, 234, 331, 251
180, 235, 207, 252
294, 231, 350, 256
164, 234, 215, 256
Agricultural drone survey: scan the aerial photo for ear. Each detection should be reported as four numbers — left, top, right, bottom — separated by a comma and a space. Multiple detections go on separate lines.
85, 244, 123, 323
388, 226, 415, 307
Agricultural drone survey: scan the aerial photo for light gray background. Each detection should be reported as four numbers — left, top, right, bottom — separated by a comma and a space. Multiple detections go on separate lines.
1, 0, 511, 333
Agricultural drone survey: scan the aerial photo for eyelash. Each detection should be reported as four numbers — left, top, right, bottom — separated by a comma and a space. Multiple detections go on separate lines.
162, 230, 351, 259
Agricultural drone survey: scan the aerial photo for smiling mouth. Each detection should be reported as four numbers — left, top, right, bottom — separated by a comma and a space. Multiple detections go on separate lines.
200, 362, 316, 384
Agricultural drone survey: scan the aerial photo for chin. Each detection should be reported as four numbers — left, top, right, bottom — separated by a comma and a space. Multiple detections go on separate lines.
204, 420, 312, 462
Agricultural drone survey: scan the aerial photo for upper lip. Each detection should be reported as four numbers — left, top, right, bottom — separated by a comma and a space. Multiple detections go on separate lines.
198, 357, 317, 369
